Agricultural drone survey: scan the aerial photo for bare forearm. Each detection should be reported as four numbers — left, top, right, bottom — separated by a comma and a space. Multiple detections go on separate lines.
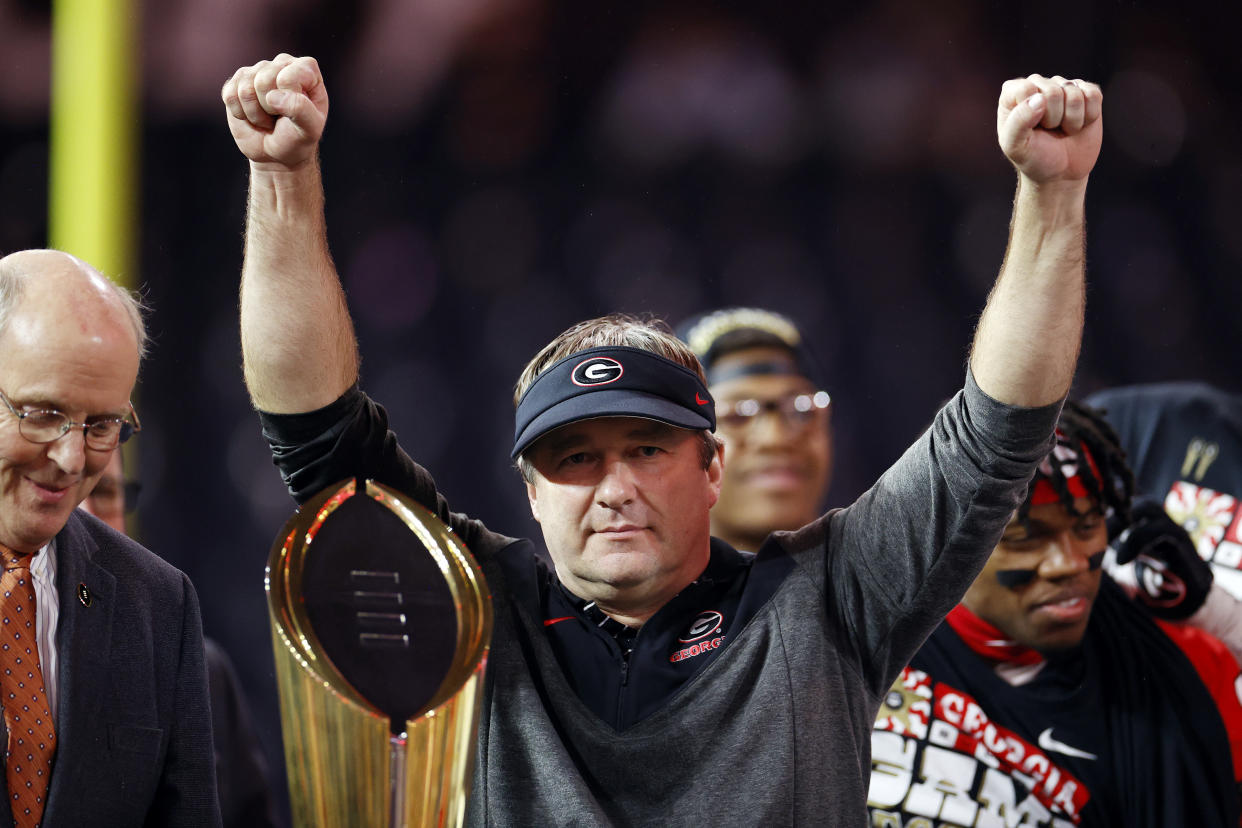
971, 74, 1102, 407
240, 159, 359, 413
971, 176, 1086, 407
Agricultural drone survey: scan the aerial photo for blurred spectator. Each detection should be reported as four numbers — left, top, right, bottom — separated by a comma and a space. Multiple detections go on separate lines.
677, 307, 832, 552
1086, 383, 1242, 599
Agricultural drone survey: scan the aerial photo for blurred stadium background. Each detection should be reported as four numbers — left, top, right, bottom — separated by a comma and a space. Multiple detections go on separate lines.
2, 1, 1238, 822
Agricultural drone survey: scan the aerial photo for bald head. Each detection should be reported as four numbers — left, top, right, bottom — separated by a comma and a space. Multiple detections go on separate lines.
0, 249, 148, 360
0, 250, 147, 553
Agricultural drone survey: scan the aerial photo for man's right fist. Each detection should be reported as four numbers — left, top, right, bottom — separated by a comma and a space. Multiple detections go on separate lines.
222, 54, 329, 170
996, 74, 1102, 186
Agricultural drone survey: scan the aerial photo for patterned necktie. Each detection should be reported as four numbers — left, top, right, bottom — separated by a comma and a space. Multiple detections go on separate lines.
0, 546, 55, 828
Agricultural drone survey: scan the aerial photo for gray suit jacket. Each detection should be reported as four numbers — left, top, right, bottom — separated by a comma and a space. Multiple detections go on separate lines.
0, 511, 222, 827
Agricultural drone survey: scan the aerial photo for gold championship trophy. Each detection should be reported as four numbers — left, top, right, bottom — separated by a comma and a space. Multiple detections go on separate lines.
266, 479, 492, 828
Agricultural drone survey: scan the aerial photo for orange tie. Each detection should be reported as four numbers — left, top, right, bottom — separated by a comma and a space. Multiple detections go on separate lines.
0, 546, 55, 828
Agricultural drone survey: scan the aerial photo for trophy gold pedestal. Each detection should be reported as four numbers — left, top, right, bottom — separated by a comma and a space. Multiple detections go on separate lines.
266, 479, 492, 828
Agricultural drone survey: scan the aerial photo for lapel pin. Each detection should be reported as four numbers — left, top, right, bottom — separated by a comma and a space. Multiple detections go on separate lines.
78, 583, 92, 607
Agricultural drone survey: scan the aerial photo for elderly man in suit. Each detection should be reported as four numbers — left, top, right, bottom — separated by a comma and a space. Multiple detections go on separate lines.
0, 249, 219, 827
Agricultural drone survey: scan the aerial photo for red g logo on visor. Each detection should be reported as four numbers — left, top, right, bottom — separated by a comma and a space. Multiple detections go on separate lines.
572, 357, 624, 387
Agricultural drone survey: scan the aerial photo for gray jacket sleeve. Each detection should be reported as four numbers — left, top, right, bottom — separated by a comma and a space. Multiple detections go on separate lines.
823, 371, 1062, 694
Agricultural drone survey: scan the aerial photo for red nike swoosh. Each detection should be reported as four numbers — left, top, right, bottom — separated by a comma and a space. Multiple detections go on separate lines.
695, 393, 710, 405
544, 616, 574, 627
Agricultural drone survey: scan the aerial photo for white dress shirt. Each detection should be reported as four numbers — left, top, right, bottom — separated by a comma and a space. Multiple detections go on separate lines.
30, 541, 59, 720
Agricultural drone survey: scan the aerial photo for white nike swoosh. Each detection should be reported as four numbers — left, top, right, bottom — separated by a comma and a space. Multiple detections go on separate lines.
1037, 727, 1098, 761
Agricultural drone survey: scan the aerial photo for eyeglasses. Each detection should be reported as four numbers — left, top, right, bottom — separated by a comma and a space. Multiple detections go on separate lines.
0, 389, 142, 451
717, 391, 831, 431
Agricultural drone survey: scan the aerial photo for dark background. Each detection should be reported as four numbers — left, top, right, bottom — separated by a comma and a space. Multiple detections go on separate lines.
2, 1, 1240, 822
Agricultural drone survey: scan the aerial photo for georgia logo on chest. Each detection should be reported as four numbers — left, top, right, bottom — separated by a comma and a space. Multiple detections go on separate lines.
669, 610, 725, 664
